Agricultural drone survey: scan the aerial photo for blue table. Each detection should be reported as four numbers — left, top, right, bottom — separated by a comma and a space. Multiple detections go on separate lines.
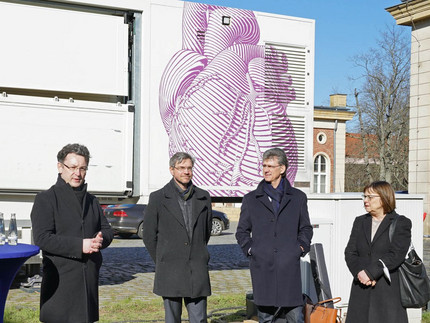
0, 243, 40, 323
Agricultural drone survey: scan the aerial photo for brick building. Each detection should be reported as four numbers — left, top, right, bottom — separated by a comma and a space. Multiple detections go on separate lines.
313, 94, 355, 193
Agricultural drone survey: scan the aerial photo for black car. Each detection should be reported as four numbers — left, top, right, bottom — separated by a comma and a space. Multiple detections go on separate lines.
103, 204, 230, 238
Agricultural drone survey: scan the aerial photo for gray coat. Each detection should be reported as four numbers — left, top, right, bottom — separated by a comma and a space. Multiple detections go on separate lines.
31, 175, 113, 323
142, 180, 212, 298
236, 179, 313, 307
344, 212, 411, 323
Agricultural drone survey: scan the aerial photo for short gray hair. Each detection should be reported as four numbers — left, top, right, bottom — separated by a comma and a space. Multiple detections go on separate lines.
57, 143, 91, 164
169, 152, 195, 168
263, 148, 288, 177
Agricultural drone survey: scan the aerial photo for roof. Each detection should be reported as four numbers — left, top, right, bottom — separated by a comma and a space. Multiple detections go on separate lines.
345, 133, 379, 158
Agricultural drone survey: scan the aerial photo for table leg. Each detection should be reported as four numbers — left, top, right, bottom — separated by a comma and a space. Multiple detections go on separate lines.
0, 257, 31, 323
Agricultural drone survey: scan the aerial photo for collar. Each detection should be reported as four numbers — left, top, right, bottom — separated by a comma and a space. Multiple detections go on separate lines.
255, 177, 292, 198
55, 174, 87, 192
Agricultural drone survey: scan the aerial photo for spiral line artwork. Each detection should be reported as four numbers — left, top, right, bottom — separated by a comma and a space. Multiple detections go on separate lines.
159, 2, 298, 196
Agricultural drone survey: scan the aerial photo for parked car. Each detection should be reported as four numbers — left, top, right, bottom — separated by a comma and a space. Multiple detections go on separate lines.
102, 204, 230, 238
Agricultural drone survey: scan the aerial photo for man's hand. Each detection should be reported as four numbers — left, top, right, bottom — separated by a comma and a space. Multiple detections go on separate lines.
83, 232, 103, 254
357, 270, 376, 286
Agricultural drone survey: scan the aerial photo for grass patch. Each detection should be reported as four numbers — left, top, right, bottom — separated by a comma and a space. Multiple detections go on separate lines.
4, 293, 247, 323
4, 306, 39, 323
100, 297, 165, 322
6, 295, 429, 323
99, 293, 247, 322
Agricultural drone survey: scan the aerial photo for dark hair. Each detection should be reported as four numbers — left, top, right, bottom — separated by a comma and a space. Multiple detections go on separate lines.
363, 181, 396, 213
263, 148, 288, 177
57, 144, 91, 165
169, 152, 195, 168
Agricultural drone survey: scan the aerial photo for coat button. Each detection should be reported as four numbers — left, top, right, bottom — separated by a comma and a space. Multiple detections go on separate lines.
274, 248, 278, 252
185, 242, 189, 246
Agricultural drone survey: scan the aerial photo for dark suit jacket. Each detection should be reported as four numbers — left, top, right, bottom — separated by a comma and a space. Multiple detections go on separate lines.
344, 211, 411, 323
236, 179, 313, 307
31, 175, 113, 323
142, 179, 212, 298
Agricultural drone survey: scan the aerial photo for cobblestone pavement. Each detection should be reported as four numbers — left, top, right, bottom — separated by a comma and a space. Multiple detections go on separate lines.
6, 221, 253, 312
6, 223, 430, 321
97, 229, 251, 303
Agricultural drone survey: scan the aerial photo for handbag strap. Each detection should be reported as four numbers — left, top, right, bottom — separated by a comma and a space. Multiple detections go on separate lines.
389, 213, 414, 250
315, 297, 341, 306
389, 213, 399, 243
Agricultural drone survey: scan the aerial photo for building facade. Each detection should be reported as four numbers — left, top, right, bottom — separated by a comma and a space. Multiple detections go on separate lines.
313, 94, 355, 193
387, 0, 430, 233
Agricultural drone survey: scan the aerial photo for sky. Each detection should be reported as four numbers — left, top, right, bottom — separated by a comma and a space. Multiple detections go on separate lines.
189, 0, 407, 108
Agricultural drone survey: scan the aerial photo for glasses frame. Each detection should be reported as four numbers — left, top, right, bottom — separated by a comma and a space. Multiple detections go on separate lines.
361, 194, 380, 201
62, 163, 88, 173
262, 164, 282, 170
173, 166, 193, 173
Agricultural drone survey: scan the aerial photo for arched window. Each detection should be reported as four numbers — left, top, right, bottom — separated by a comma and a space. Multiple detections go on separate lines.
314, 155, 328, 193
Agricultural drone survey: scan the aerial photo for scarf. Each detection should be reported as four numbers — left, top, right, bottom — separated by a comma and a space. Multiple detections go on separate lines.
263, 178, 285, 214
172, 179, 194, 239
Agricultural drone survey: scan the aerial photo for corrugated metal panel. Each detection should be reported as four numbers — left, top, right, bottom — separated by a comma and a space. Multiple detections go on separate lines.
265, 43, 307, 106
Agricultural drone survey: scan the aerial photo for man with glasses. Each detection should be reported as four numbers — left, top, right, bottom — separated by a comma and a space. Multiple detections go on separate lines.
31, 143, 113, 323
236, 148, 313, 323
143, 152, 213, 323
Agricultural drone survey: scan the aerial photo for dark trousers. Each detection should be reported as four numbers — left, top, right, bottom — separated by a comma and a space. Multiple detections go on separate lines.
163, 296, 207, 323
257, 305, 304, 323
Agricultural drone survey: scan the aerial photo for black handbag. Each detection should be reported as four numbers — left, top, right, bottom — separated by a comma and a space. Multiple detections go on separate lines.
389, 214, 430, 308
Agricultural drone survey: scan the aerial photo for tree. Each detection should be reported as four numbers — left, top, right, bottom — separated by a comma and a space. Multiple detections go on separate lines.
347, 25, 410, 191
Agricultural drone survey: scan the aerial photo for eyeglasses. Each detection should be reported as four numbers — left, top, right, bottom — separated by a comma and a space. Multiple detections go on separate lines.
62, 163, 88, 173
262, 165, 281, 170
362, 194, 380, 201
174, 166, 193, 173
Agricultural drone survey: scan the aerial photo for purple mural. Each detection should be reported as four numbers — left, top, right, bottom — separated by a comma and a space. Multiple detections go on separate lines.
159, 2, 298, 197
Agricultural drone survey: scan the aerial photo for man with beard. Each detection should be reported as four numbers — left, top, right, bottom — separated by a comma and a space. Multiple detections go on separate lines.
143, 152, 213, 323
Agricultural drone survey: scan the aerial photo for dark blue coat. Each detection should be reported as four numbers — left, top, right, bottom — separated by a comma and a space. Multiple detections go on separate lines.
236, 179, 313, 307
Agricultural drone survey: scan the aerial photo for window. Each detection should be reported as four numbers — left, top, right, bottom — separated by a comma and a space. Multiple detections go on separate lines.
316, 132, 327, 144
314, 155, 328, 193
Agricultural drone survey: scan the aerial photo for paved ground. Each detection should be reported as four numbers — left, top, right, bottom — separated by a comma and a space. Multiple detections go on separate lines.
6, 220, 430, 322
5, 221, 253, 321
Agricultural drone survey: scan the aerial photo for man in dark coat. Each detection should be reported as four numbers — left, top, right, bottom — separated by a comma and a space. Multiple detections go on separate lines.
31, 143, 113, 323
142, 152, 213, 323
236, 148, 313, 323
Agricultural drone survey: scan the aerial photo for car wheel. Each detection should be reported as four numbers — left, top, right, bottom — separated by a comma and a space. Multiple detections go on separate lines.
118, 233, 133, 239
137, 222, 144, 239
211, 218, 223, 236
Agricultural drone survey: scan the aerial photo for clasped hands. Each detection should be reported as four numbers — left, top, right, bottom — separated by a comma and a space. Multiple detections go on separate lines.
357, 269, 376, 287
83, 231, 103, 254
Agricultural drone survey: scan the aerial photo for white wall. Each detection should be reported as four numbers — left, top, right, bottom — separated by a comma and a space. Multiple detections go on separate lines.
140, 0, 315, 198
306, 193, 424, 322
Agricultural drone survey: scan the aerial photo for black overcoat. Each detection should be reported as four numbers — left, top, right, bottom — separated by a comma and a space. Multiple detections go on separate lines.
31, 175, 113, 323
344, 211, 411, 323
236, 179, 313, 307
142, 180, 212, 298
